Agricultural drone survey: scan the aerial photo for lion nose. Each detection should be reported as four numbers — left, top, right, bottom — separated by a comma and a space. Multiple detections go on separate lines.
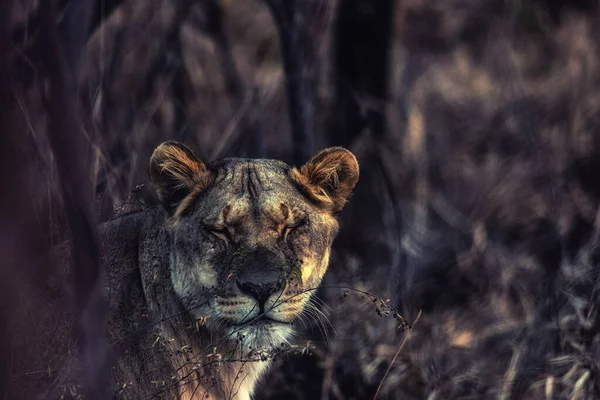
236, 279, 282, 311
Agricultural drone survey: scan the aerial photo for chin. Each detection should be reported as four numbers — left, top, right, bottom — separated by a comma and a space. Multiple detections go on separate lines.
227, 320, 294, 352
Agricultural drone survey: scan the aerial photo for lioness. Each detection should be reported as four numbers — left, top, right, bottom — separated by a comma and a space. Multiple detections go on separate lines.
55, 141, 358, 399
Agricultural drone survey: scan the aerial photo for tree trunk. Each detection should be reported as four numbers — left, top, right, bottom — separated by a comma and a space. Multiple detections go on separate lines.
331, 0, 395, 147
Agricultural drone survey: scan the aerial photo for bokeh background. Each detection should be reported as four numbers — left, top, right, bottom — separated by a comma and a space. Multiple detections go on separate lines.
3, 0, 600, 399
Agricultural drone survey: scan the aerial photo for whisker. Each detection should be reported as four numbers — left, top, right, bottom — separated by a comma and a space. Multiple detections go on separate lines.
308, 302, 336, 343
297, 313, 310, 331
302, 305, 331, 345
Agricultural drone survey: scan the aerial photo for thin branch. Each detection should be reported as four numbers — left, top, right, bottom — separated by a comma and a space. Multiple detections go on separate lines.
372, 309, 422, 400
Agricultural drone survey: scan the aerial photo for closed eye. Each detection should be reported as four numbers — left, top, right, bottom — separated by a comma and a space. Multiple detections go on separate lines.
283, 220, 306, 240
203, 225, 230, 243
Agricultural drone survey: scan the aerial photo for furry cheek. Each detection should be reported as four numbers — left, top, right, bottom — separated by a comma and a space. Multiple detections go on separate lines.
269, 302, 309, 323
300, 247, 331, 285
170, 259, 218, 300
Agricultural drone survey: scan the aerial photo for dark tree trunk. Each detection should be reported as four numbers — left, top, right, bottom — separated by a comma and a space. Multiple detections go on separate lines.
331, 0, 395, 147
328, 0, 402, 300
0, 3, 20, 396
38, 0, 110, 398
265, 0, 324, 166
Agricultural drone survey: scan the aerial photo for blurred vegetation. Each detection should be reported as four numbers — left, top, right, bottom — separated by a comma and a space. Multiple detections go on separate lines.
4, 0, 600, 399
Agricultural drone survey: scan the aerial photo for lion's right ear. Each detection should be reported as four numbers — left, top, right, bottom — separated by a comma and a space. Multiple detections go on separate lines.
149, 141, 211, 214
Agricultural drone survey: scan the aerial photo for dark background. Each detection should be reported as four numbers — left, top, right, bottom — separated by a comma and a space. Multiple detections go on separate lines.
2, 0, 600, 398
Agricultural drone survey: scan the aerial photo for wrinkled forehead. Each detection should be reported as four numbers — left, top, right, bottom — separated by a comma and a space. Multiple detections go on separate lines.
196, 158, 310, 221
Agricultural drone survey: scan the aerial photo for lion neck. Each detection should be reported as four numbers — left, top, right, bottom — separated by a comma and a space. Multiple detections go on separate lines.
172, 355, 270, 400
145, 312, 274, 400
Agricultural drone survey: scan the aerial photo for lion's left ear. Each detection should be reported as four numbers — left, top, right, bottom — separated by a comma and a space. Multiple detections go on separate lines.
149, 141, 211, 214
290, 147, 359, 214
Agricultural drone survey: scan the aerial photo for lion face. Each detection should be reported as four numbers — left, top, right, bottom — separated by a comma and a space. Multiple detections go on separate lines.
149, 141, 359, 350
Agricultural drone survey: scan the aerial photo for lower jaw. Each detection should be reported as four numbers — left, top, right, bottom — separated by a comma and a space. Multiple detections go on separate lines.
224, 322, 294, 351
228, 316, 293, 328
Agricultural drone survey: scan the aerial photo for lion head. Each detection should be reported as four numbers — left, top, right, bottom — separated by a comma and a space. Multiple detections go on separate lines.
148, 141, 359, 352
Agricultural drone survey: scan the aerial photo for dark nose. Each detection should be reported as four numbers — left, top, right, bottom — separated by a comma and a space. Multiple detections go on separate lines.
237, 279, 283, 311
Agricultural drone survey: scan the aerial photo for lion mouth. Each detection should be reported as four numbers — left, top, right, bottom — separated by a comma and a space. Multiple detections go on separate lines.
256, 316, 292, 325
232, 314, 292, 327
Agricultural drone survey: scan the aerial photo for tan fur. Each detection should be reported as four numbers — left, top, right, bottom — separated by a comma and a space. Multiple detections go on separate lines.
134, 142, 360, 399
289, 147, 359, 213
149, 141, 213, 215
